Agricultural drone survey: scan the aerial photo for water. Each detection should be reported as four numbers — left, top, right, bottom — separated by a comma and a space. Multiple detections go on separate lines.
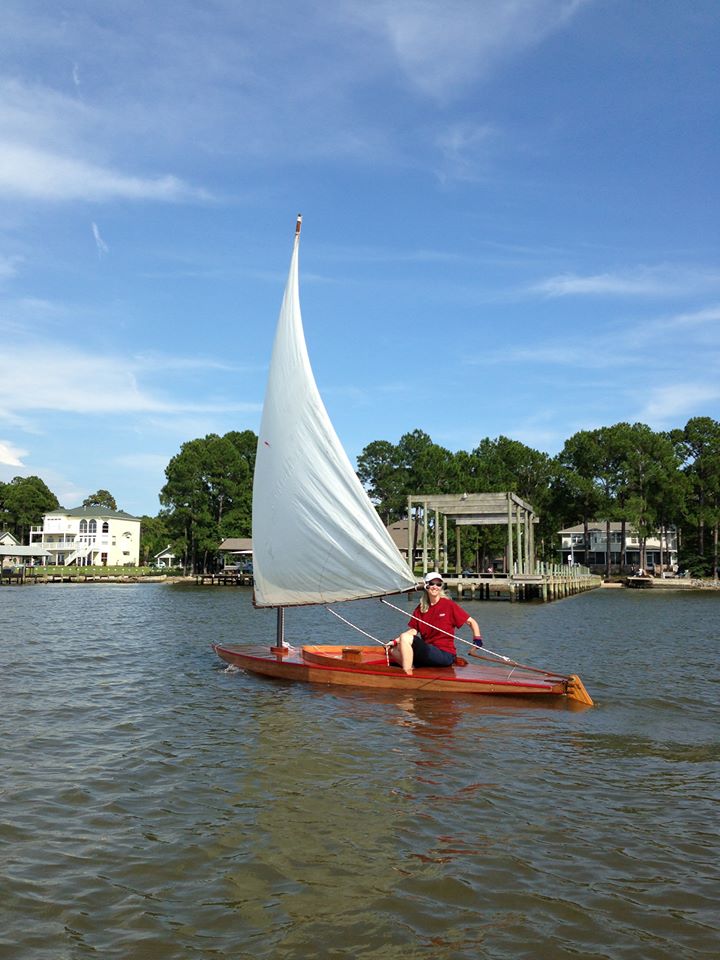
1, 584, 718, 960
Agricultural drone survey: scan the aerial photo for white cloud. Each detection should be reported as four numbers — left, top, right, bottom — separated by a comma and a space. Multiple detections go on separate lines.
664, 305, 720, 328
91, 222, 109, 257
464, 296, 720, 376
435, 121, 498, 181
132, 352, 253, 374
350, 0, 590, 97
0, 254, 22, 282
532, 266, 720, 299
0, 143, 209, 203
0, 439, 26, 467
0, 1, 591, 187
635, 383, 720, 427
0, 75, 212, 203
113, 452, 170, 472
0, 343, 259, 418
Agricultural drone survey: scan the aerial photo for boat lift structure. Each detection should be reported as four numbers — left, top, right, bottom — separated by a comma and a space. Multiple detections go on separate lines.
406, 492, 600, 601
408, 492, 538, 575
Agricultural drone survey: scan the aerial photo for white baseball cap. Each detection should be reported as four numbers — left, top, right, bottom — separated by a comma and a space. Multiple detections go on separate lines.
424, 571, 444, 585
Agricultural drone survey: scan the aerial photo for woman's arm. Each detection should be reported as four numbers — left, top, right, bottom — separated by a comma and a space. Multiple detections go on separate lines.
466, 616, 483, 646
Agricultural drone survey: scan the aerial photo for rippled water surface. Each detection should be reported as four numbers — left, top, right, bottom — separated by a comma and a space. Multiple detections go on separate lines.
1, 584, 718, 959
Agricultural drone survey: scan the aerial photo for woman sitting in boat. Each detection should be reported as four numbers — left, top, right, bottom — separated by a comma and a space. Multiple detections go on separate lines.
387, 571, 483, 676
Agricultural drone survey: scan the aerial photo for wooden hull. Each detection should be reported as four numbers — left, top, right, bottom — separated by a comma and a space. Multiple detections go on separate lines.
212, 644, 593, 705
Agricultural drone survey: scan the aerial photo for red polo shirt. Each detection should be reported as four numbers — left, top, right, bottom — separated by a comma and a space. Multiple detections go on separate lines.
408, 597, 470, 655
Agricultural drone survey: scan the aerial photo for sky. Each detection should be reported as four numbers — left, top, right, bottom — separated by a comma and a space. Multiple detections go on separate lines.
1, 0, 719, 518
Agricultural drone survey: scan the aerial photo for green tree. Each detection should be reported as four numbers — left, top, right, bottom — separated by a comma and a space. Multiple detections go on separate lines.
356, 440, 405, 523
0, 481, 9, 531
674, 417, 720, 576
139, 514, 174, 566
468, 436, 553, 504
611, 423, 683, 572
402, 431, 461, 495
356, 430, 461, 522
461, 436, 556, 566
160, 431, 256, 573
82, 489, 118, 510
2, 476, 60, 542
552, 431, 608, 568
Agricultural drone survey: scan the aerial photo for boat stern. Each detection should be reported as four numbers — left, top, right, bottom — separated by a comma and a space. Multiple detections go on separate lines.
565, 674, 594, 706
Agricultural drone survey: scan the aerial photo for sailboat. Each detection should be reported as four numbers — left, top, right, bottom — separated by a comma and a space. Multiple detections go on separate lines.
213, 217, 593, 706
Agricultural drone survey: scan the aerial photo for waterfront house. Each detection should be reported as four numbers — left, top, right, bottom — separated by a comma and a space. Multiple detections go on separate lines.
385, 520, 425, 567
558, 522, 678, 573
152, 545, 178, 568
29, 507, 141, 567
218, 537, 253, 569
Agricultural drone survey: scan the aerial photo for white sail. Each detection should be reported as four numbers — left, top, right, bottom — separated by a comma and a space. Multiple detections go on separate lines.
252, 221, 417, 607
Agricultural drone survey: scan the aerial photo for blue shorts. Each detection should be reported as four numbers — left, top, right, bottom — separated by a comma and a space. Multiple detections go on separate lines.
412, 635, 455, 667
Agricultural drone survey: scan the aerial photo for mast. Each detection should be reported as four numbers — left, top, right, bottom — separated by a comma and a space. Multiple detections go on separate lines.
272, 607, 286, 654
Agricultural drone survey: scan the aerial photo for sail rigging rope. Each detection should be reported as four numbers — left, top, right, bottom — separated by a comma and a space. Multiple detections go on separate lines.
325, 607, 391, 664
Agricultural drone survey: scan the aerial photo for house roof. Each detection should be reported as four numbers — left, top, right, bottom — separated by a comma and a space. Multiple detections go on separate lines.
0, 545, 52, 557
219, 537, 253, 552
153, 545, 176, 559
45, 506, 141, 521
0, 530, 19, 545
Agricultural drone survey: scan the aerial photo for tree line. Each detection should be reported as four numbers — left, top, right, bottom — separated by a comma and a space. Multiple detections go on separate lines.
356, 418, 720, 578
1, 418, 718, 577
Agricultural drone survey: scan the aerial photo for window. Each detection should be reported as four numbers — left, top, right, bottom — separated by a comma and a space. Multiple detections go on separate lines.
89, 520, 97, 534
80, 520, 88, 533
102, 521, 109, 533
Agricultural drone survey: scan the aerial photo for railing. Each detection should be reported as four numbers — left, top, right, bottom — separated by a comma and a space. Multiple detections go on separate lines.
31, 537, 103, 551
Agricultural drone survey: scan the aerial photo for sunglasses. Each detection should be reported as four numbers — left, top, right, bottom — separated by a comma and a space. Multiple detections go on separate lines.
427, 580, 443, 587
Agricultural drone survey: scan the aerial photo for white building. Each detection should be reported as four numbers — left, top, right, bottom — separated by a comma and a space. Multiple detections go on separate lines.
29, 507, 141, 567
1, 529, 51, 568
152, 545, 178, 568
558, 522, 678, 572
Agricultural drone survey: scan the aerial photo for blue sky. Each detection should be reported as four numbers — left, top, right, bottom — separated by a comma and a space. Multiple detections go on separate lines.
1, 0, 719, 518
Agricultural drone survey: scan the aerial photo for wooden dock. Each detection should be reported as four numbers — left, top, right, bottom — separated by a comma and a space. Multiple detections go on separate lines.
625, 575, 654, 589
443, 565, 601, 602
195, 572, 254, 586
0, 568, 25, 585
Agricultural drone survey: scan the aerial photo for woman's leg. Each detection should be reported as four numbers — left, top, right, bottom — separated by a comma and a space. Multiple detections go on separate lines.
389, 633, 415, 675
411, 635, 455, 668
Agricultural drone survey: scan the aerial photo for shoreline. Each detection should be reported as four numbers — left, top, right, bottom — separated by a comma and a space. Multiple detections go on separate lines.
5, 572, 720, 591
602, 577, 720, 591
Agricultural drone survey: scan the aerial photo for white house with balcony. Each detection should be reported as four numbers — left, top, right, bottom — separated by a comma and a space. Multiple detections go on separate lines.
559, 522, 678, 573
29, 507, 141, 567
